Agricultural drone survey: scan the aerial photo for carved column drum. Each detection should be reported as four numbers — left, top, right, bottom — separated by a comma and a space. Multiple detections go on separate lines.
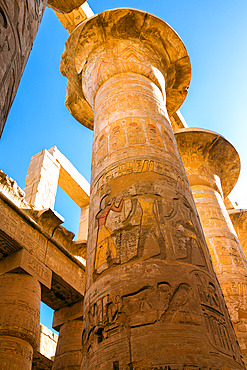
175, 127, 247, 366
61, 9, 245, 369
0, 273, 41, 369
52, 320, 83, 370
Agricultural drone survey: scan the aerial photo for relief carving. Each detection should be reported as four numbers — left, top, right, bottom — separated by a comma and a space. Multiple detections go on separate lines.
82, 281, 192, 348
193, 271, 237, 357
93, 179, 208, 278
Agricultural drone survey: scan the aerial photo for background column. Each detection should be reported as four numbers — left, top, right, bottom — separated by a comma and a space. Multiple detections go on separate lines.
175, 127, 247, 365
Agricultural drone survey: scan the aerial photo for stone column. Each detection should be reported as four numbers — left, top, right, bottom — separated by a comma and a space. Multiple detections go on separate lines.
52, 300, 83, 369
0, 273, 41, 369
61, 9, 244, 369
175, 127, 247, 365
229, 209, 247, 258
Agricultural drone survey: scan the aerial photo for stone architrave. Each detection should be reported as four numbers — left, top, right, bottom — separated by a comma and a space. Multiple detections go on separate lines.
24, 146, 90, 240
0, 273, 41, 369
175, 127, 247, 365
61, 8, 244, 369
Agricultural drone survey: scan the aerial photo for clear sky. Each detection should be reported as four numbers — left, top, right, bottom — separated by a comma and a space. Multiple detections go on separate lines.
1, 0, 247, 331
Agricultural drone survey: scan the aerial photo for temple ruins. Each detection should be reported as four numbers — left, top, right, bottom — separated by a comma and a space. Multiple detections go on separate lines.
0, 1, 247, 369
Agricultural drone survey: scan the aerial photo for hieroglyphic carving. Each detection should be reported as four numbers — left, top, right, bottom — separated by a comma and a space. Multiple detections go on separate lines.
94, 196, 124, 274
127, 121, 145, 145
193, 270, 239, 358
94, 117, 180, 161
93, 179, 208, 278
82, 280, 192, 349
0, 0, 46, 136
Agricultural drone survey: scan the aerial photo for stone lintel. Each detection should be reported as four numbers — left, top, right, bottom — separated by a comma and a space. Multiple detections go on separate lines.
0, 249, 52, 289
61, 8, 191, 129
55, 2, 94, 34
47, 0, 86, 14
48, 146, 90, 207
53, 299, 84, 331
175, 128, 240, 197
0, 195, 86, 310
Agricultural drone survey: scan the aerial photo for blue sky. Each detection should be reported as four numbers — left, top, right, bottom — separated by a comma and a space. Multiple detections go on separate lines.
1, 0, 247, 331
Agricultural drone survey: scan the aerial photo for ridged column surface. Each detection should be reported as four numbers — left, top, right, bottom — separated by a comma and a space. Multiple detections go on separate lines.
0, 273, 41, 369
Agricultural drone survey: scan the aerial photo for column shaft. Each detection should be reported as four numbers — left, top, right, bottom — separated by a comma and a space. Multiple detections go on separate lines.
0, 273, 41, 369
192, 185, 247, 363
83, 73, 243, 368
52, 320, 83, 370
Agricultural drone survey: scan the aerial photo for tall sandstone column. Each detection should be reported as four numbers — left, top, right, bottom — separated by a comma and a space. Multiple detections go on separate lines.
0, 0, 86, 137
0, 273, 41, 369
175, 128, 247, 366
61, 9, 245, 369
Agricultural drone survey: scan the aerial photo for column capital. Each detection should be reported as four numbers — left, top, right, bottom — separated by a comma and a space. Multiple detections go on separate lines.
61, 8, 191, 129
175, 128, 240, 197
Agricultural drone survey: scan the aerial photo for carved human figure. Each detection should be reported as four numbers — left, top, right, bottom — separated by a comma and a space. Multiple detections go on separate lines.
94, 195, 124, 273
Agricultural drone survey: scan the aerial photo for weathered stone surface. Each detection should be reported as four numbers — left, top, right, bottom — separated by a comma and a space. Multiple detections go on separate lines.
47, 0, 86, 14
61, 8, 191, 129
0, 273, 41, 369
170, 110, 188, 131
0, 0, 47, 137
62, 8, 244, 369
33, 324, 58, 369
24, 147, 90, 242
229, 209, 247, 257
0, 171, 86, 310
52, 320, 83, 370
175, 127, 247, 366
55, 2, 94, 34
53, 300, 83, 331
0, 248, 52, 288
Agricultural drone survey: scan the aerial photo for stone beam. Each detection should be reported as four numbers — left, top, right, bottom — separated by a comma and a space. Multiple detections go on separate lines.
175, 127, 247, 365
55, 2, 94, 34
24, 147, 90, 242
61, 8, 244, 369
47, 0, 86, 14
48, 146, 90, 208
0, 170, 86, 310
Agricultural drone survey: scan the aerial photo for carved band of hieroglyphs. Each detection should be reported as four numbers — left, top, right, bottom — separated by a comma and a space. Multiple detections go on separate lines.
92, 178, 208, 278
0, 249, 52, 288
0, 338, 32, 361
82, 280, 197, 348
92, 158, 187, 195
193, 270, 237, 357
0, 201, 47, 260
93, 117, 178, 164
